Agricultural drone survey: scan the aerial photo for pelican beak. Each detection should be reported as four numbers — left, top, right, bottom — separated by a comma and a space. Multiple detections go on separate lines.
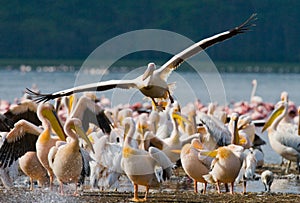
88, 134, 95, 144
142, 63, 155, 81
42, 107, 66, 141
238, 119, 249, 130
171, 149, 181, 154
232, 116, 240, 145
200, 149, 218, 158
68, 94, 75, 114
73, 124, 95, 153
191, 139, 204, 150
239, 136, 247, 145
172, 112, 191, 125
262, 104, 285, 132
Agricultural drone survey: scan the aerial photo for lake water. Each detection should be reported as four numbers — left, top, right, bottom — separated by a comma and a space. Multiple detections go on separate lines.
1, 64, 300, 165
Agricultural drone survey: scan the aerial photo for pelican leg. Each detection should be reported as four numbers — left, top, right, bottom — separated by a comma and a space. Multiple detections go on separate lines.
193, 180, 198, 193
263, 183, 267, 192
230, 182, 234, 195
131, 183, 140, 202
50, 174, 54, 190
216, 181, 221, 194
143, 185, 149, 201
297, 157, 300, 173
151, 98, 164, 112
243, 181, 246, 194
167, 91, 174, 103
285, 160, 291, 174
203, 182, 207, 194
73, 183, 79, 196
29, 177, 34, 191
59, 181, 64, 195
224, 183, 229, 192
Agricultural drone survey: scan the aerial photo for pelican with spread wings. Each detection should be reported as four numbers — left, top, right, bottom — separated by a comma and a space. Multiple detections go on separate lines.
27, 14, 256, 108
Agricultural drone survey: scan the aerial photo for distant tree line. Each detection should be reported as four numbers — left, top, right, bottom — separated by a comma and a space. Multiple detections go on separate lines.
0, 0, 299, 62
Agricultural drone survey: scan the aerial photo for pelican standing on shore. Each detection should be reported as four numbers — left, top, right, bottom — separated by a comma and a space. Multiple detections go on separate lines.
27, 14, 256, 109
262, 101, 300, 173
121, 117, 173, 201
48, 118, 94, 195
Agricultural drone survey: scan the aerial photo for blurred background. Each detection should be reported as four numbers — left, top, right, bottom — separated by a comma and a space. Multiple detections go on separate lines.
0, 0, 299, 67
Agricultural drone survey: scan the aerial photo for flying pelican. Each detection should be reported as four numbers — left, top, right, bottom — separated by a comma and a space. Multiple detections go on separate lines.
27, 14, 256, 109
0, 103, 66, 189
180, 138, 210, 194
121, 117, 173, 202
262, 101, 300, 173
48, 118, 94, 195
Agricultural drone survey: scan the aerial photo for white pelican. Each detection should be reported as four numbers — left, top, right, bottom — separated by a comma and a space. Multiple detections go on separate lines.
19, 151, 49, 190
262, 101, 300, 173
0, 103, 66, 190
27, 14, 256, 108
48, 118, 94, 195
143, 108, 199, 163
202, 144, 244, 194
202, 113, 244, 194
261, 170, 274, 192
89, 133, 124, 190
121, 117, 173, 202
180, 138, 210, 194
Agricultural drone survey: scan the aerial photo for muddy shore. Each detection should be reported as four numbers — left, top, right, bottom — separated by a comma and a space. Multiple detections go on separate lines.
1, 163, 300, 202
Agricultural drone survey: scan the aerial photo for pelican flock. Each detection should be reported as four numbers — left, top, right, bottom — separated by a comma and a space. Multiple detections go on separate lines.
1, 13, 298, 201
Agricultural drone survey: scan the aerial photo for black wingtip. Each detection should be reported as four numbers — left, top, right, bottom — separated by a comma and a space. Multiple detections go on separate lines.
236, 13, 258, 33
25, 88, 53, 103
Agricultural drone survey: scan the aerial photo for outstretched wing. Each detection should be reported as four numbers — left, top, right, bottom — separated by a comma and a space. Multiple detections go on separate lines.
0, 120, 41, 168
70, 96, 113, 133
0, 100, 40, 132
26, 79, 138, 103
157, 13, 257, 80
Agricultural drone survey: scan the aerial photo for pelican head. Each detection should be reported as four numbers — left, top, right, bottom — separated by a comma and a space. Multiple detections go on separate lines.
230, 113, 240, 145
142, 62, 156, 81
66, 118, 95, 153
280, 91, 289, 102
238, 115, 252, 130
262, 101, 287, 132
37, 103, 66, 141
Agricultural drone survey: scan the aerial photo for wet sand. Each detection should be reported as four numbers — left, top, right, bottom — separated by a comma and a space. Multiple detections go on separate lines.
1, 163, 300, 202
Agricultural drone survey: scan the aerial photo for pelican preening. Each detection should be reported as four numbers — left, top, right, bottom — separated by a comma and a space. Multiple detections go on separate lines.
27, 14, 256, 109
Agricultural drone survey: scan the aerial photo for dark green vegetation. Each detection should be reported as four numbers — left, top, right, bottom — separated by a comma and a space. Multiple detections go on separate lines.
0, 1, 299, 62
